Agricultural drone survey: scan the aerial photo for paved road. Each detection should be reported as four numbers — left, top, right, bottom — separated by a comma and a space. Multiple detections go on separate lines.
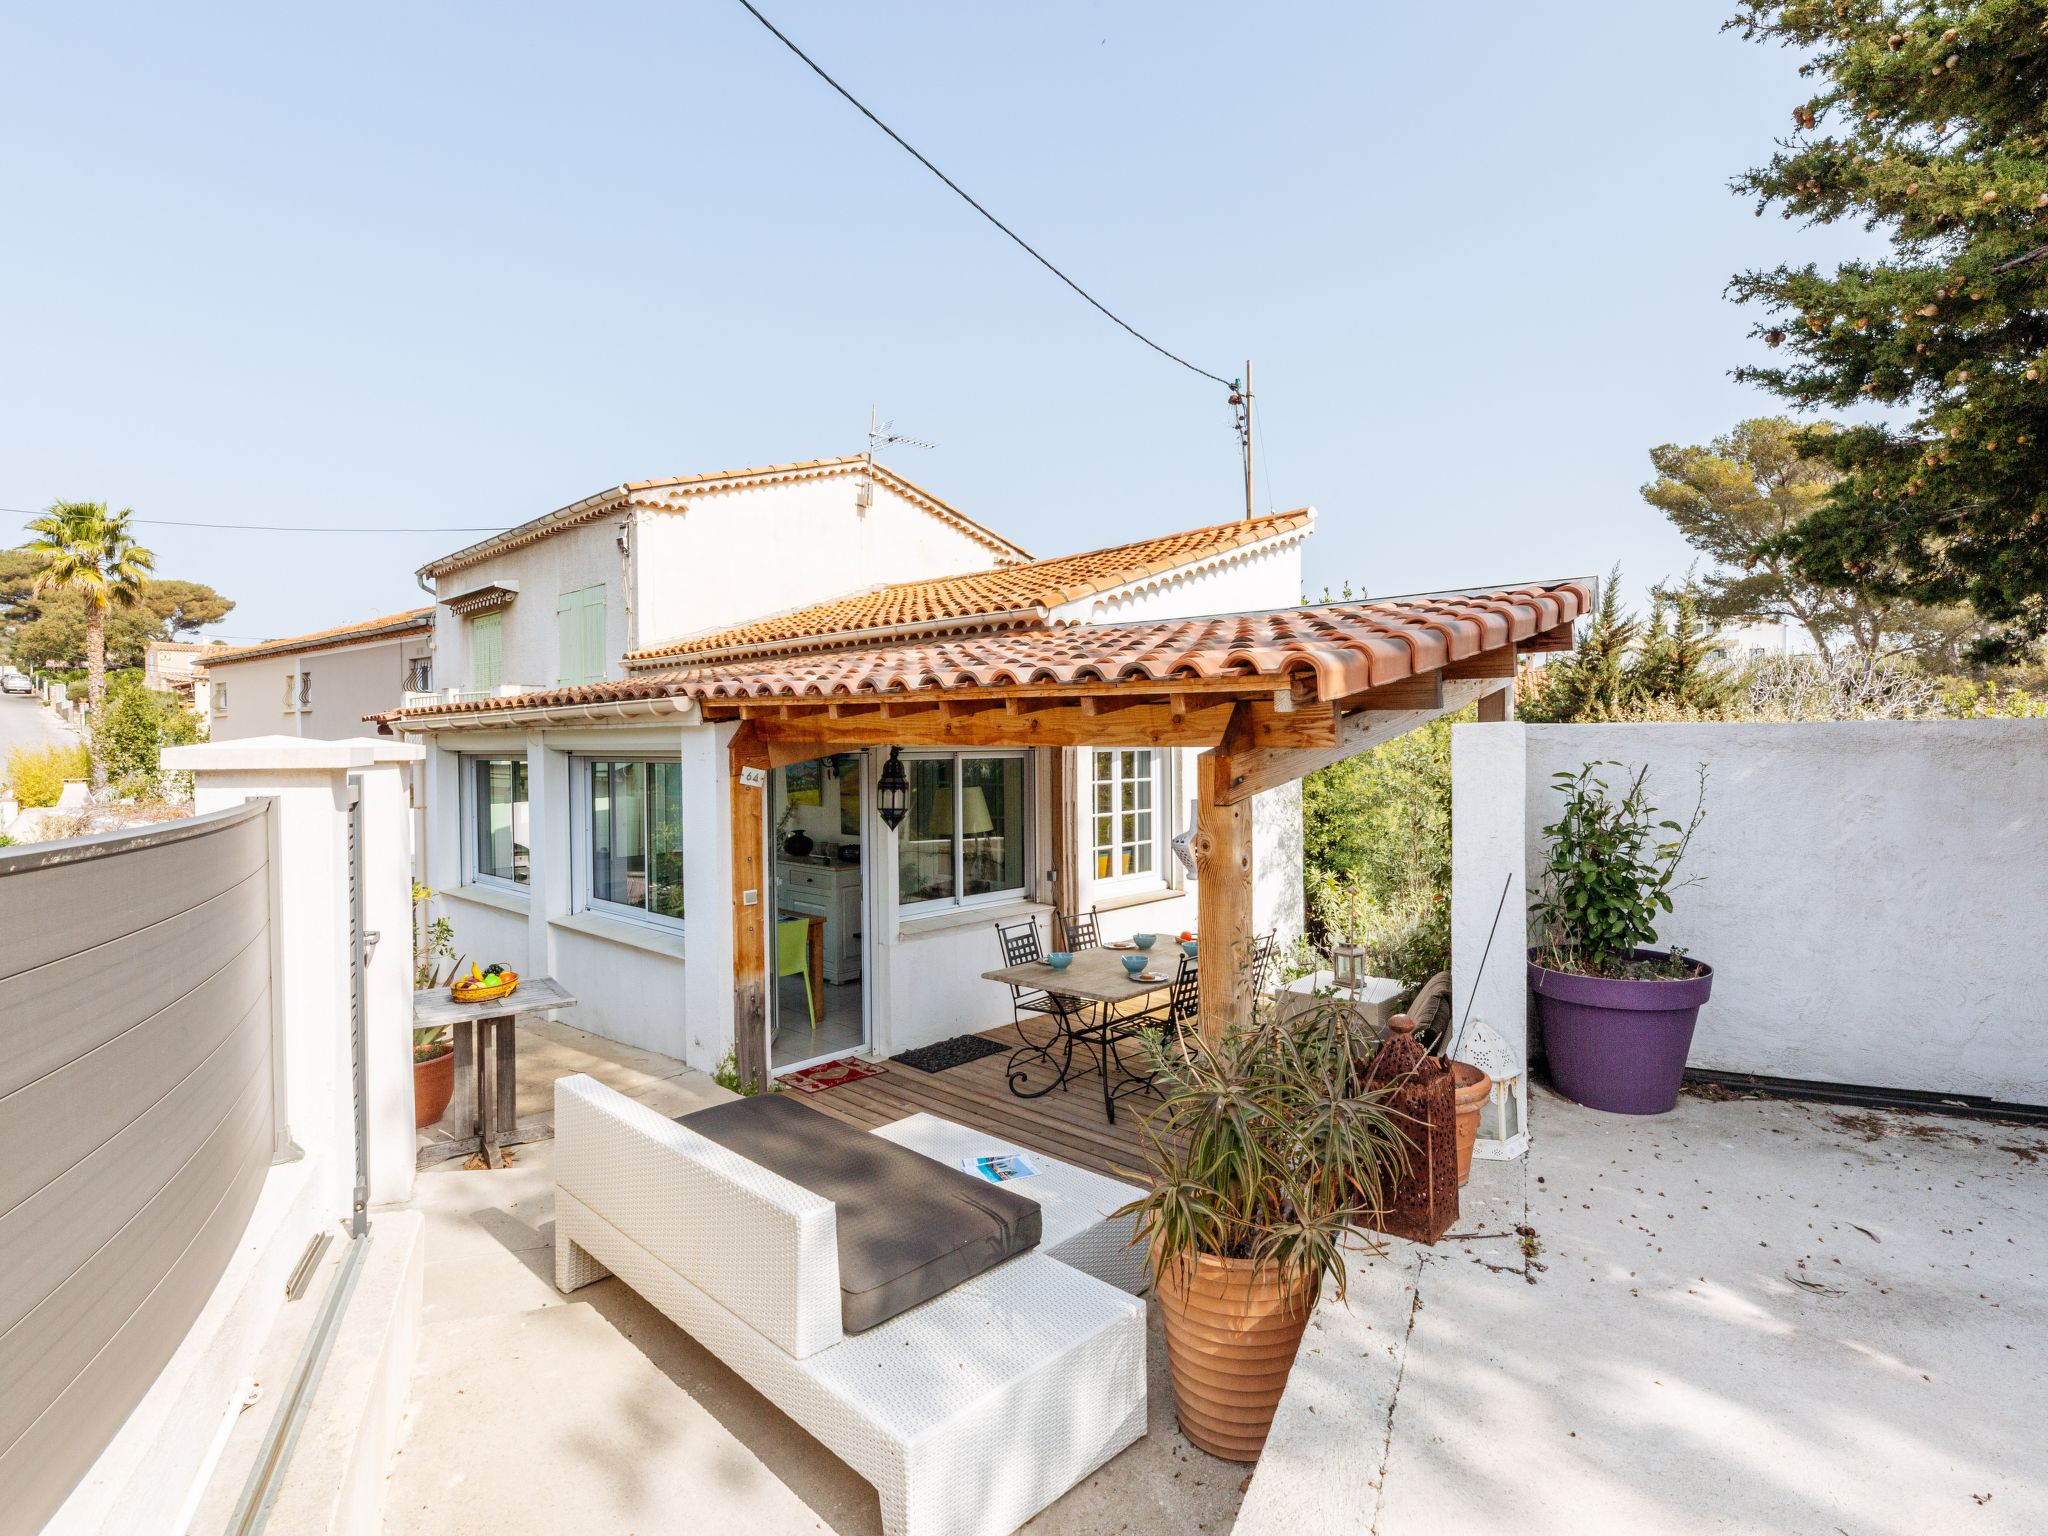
0, 693, 78, 762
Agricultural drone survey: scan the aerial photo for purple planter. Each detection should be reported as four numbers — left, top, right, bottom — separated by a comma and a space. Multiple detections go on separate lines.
1528, 949, 1713, 1115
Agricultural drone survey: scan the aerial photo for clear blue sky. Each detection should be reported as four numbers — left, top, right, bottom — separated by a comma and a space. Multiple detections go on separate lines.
4, 2, 1873, 645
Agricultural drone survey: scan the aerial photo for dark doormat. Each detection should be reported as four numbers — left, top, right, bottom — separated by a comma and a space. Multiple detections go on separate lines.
890, 1034, 1009, 1074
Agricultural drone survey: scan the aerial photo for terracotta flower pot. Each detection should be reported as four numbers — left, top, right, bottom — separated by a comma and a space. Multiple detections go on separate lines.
414, 1046, 455, 1128
1156, 1251, 1317, 1462
1450, 1061, 1491, 1187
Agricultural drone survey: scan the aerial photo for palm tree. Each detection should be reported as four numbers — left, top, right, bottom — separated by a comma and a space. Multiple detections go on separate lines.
25, 500, 155, 790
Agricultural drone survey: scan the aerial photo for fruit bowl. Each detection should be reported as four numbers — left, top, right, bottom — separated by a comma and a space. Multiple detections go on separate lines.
453, 971, 520, 1004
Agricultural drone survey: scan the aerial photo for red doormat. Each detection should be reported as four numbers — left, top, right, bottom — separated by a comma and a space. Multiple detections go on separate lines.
777, 1057, 889, 1094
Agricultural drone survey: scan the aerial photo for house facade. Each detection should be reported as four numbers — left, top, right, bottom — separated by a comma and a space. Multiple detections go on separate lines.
396, 458, 1311, 1077
198, 609, 434, 742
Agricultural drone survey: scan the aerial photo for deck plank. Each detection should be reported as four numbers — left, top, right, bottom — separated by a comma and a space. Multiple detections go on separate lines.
784, 1026, 1169, 1181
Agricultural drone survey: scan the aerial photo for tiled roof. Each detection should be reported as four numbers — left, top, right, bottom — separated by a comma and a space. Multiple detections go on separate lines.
626, 509, 1316, 664
198, 608, 434, 668
391, 581, 1591, 723
416, 457, 1030, 581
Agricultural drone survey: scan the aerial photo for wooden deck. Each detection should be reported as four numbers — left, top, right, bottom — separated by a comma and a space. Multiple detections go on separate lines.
794, 1025, 1164, 1182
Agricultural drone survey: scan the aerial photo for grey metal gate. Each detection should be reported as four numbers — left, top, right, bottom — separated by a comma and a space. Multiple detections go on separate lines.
0, 800, 277, 1531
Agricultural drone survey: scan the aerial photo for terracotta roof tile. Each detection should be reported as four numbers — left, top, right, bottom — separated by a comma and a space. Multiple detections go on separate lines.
198, 608, 434, 668
392, 581, 1591, 723
626, 509, 1315, 663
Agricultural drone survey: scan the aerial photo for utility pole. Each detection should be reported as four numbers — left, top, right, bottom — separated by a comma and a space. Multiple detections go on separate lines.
1242, 359, 1254, 521
1230, 361, 1255, 520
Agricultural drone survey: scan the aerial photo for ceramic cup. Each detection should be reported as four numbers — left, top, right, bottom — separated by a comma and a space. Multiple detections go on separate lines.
1047, 951, 1074, 970
1133, 933, 1156, 950
1121, 954, 1148, 977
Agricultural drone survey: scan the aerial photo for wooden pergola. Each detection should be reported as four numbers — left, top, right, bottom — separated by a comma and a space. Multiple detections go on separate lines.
700, 583, 1591, 1087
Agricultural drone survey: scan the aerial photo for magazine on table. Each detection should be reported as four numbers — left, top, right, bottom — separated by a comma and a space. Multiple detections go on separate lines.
960, 1152, 1040, 1184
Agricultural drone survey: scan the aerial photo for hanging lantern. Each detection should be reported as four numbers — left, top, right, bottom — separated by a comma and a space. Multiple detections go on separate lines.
1329, 940, 1369, 993
876, 746, 910, 831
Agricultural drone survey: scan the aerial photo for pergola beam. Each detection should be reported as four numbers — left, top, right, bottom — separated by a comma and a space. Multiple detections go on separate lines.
728, 722, 771, 1092
1212, 677, 1499, 805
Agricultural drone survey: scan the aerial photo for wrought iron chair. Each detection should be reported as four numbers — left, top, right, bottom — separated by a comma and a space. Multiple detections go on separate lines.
1054, 908, 1102, 951
998, 916, 1084, 1104
1247, 931, 1278, 1001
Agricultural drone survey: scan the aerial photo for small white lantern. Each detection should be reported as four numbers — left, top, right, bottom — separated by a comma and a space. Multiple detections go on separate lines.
1459, 1017, 1526, 1156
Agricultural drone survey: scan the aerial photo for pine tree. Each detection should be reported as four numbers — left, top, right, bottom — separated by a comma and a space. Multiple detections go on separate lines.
1521, 566, 1641, 722
1728, 2, 2048, 661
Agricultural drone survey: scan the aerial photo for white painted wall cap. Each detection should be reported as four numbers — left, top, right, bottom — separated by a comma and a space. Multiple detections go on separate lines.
161, 736, 380, 771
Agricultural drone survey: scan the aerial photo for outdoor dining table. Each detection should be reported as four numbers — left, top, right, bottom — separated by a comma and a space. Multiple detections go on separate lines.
413, 976, 575, 1169
980, 946, 1181, 1122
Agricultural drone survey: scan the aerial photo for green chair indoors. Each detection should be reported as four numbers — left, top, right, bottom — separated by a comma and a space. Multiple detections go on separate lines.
777, 917, 819, 1034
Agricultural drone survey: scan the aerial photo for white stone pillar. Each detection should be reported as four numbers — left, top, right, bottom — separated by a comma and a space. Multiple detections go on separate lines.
1450, 721, 1530, 1159
162, 734, 424, 1221
351, 750, 423, 1206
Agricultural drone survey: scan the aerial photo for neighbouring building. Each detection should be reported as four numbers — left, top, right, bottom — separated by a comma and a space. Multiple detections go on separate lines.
141, 639, 226, 711
197, 608, 435, 742
393, 456, 1316, 1077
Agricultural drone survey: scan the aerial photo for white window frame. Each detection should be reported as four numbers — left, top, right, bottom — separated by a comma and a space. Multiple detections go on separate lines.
895, 749, 1032, 916
213, 681, 228, 715
463, 754, 531, 893
1087, 747, 1171, 890
572, 754, 686, 932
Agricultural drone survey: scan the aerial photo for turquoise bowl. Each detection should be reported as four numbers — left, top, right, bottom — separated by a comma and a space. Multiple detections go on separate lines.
1121, 954, 1148, 977
1047, 951, 1074, 970
1180, 939, 1199, 958
1132, 933, 1157, 950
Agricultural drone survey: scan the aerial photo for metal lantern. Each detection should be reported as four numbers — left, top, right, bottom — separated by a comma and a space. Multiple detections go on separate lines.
876, 746, 910, 831
1329, 940, 1369, 993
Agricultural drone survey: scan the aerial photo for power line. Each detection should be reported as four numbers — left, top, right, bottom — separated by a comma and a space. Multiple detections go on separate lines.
731, 0, 1236, 390
3, 506, 501, 534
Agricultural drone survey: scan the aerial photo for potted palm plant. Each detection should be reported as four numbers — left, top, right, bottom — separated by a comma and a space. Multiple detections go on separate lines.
1528, 761, 1711, 1115
1118, 999, 1410, 1462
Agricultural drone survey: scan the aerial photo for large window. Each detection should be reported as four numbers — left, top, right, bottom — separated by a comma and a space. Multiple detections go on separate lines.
470, 757, 529, 887
897, 752, 1027, 910
585, 758, 684, 925
1092, 748, 1160, 882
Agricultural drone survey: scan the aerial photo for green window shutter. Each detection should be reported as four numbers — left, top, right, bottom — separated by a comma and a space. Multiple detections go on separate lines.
470, 613, 502, 691
557, 585, 606, 685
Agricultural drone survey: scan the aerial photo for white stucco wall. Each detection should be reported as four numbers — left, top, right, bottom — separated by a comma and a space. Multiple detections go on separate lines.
432, 521, 627, 694
1453, 720, 2048, 1111
630, 475, 1021, 650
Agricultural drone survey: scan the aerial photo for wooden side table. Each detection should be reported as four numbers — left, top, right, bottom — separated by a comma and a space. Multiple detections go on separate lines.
413, 976, 576, 1168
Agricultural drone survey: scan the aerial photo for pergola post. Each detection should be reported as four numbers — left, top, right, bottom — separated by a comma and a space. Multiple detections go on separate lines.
1193, 728, 1255, 1049
729, 723, 771, 1091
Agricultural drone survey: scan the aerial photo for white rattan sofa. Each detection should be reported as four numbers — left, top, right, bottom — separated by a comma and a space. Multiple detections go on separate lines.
551, 1074, 1146, 1536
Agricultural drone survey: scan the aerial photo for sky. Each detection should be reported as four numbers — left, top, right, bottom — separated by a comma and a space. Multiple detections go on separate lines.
2, 2, 1878, 646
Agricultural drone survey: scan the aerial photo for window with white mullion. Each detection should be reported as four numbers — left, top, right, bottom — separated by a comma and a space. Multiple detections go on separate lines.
1091, 748, 1159, 883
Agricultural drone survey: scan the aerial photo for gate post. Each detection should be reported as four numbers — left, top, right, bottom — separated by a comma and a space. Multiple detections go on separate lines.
163, 735, 424, 1219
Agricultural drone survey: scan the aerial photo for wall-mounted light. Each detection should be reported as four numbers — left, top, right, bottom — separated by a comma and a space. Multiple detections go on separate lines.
877, 746, 909, 831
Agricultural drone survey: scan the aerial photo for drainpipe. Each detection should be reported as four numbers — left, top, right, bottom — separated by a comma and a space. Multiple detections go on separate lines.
617, 517, 636, 655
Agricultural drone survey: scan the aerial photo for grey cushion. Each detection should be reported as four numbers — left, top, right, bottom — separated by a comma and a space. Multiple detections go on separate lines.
677, 1094, 1042, 1333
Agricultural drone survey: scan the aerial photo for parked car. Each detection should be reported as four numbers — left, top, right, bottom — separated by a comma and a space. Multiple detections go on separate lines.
1, 673, 34, 696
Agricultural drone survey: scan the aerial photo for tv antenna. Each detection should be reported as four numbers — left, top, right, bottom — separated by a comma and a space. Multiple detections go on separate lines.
859, 407, 936, 510
868, 406, 936, 457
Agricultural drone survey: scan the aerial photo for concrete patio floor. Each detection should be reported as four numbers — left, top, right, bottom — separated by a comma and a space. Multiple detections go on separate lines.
386, 1023, 1244, 1536
1239, 1086, 2048, 1536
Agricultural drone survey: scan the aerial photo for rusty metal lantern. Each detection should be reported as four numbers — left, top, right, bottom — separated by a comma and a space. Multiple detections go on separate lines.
1357, 1013, 1459, 1245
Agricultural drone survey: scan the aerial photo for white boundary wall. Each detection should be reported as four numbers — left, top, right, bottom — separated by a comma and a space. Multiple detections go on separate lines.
1453, 720, 2048, 1128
